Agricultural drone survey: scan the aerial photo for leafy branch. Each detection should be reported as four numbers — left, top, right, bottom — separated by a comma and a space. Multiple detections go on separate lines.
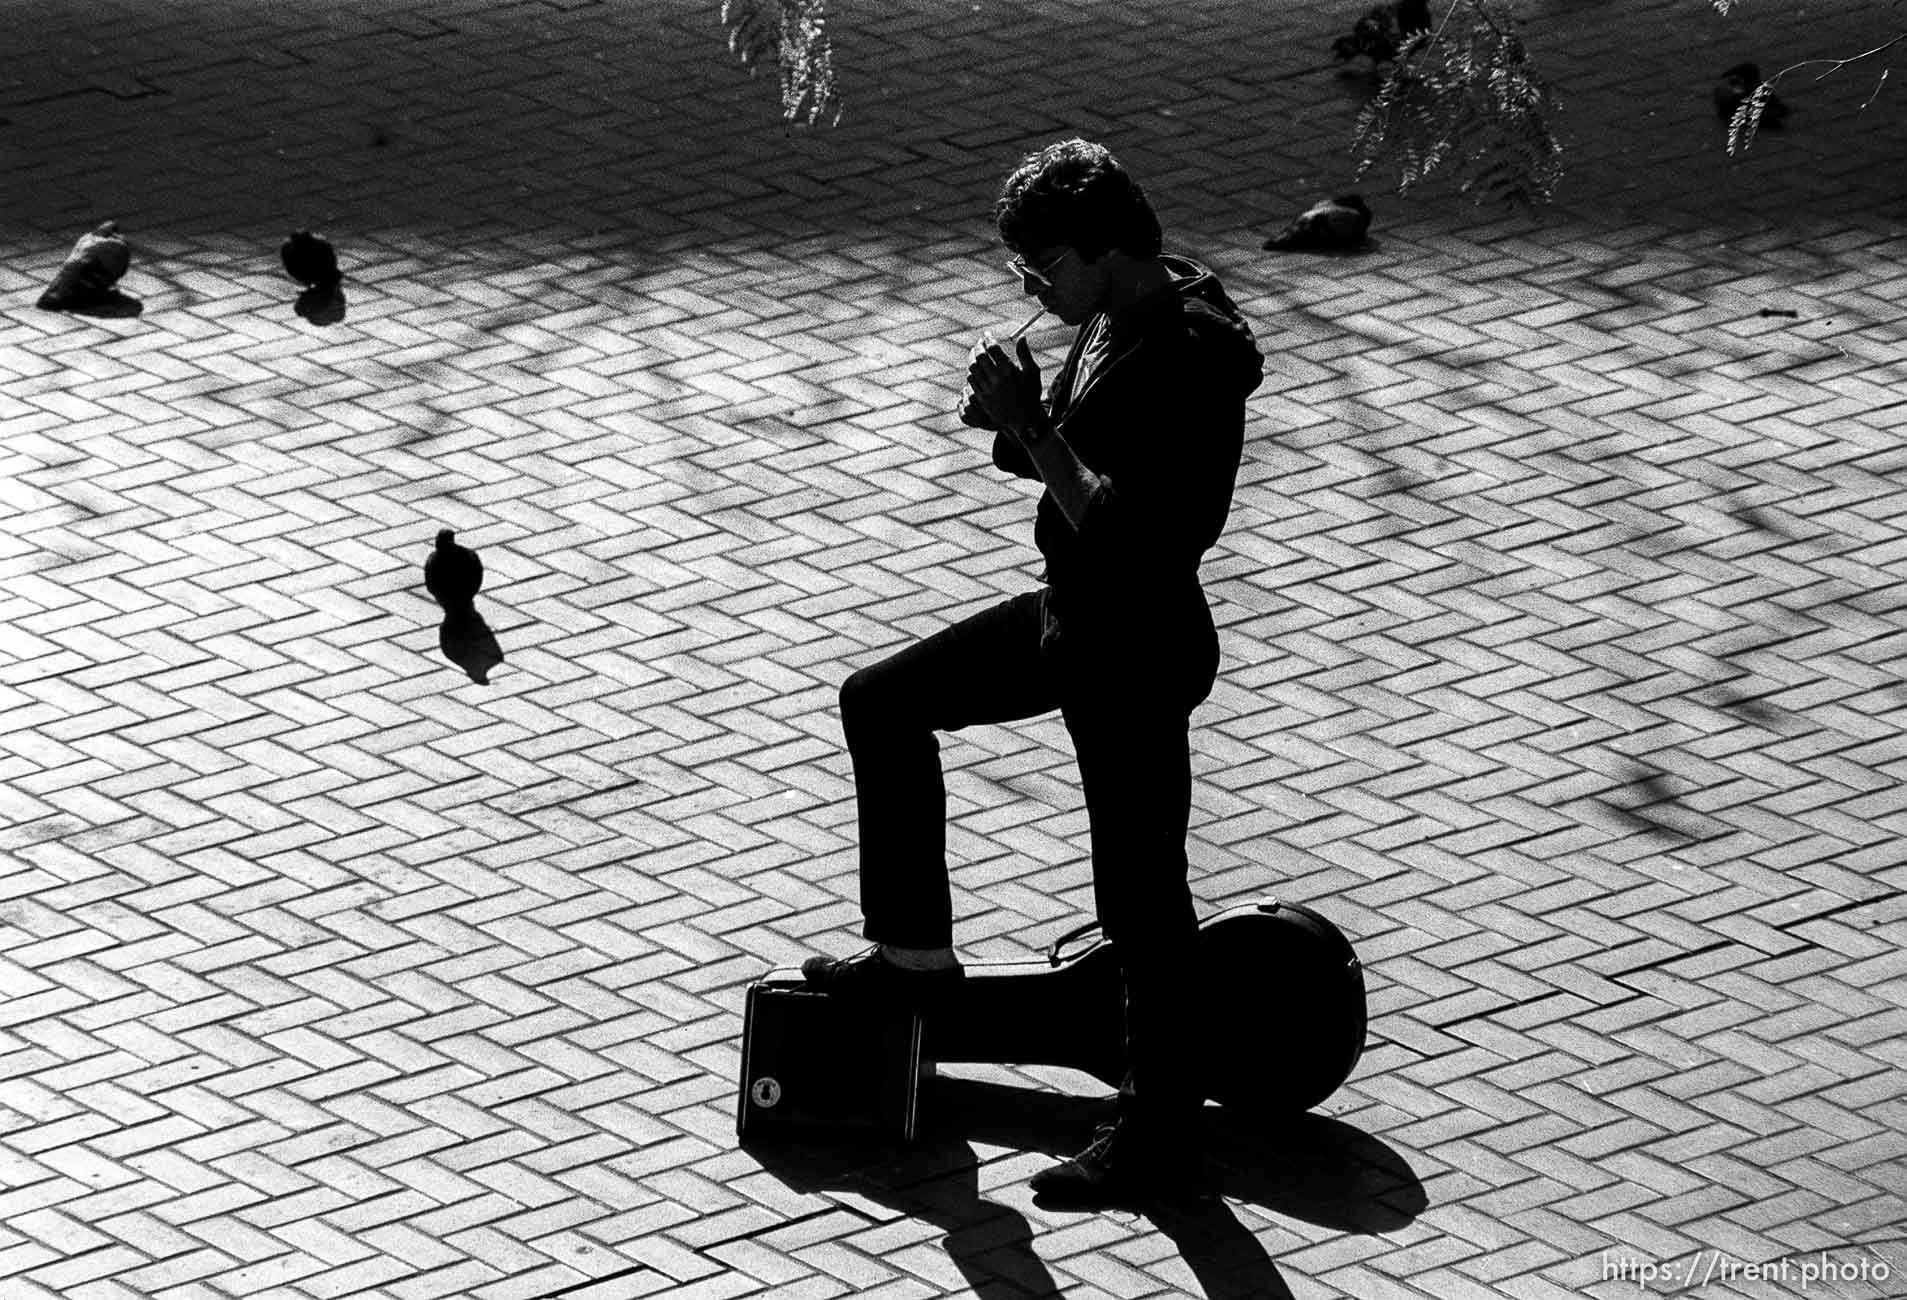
1351, 0, 1564, 206
1724, 31, 1903, 153
715, 0, 1898, 205
721, 0, 841, 126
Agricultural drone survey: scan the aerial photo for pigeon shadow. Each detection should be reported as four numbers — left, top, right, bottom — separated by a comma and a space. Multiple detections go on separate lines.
438, 603, 504, 684
746, 1130, 1066, 1300
1260, 237, 1381, 258
43, 290, 144, 318
295, 284, 348, 325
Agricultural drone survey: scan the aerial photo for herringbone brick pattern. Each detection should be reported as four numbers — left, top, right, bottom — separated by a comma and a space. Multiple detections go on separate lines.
3, 0, 1904, 1297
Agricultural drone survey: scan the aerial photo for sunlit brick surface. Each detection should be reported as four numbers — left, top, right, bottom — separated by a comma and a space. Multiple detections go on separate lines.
2, 0, 1903, 1297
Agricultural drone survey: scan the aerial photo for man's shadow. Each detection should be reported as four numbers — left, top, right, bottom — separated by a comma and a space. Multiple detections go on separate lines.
746, 1121, 1064, 1300
746, 1073, 1424, 1300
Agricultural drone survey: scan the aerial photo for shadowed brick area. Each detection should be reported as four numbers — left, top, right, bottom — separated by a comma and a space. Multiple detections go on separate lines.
2, 0, 1904, 1297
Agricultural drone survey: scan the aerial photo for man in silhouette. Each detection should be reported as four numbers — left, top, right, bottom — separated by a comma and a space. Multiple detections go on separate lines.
804, 138, 1264, 1205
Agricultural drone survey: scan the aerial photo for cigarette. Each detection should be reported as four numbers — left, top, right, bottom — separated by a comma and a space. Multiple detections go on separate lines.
1008, 306, 1046, 340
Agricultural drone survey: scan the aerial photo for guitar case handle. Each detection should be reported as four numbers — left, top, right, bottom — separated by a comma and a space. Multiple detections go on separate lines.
1044, 899, 1294, 968
1048, 918, 1106, 967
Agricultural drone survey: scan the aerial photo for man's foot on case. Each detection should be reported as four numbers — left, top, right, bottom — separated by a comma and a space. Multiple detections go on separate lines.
800, 945, 963, 1002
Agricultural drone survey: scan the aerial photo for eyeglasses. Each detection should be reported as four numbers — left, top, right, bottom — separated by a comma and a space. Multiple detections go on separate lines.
1006, 249, 1071, 292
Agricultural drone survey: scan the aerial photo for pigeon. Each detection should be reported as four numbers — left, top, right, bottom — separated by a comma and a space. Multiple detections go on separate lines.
1262, 195, 1373, 252
37, 221, 131, 310
280, 230, 342, 289
1333, 0, 1431, 66
1715, 63, 1788, 127
424, 531, 502, 682
424, 529, 483, 609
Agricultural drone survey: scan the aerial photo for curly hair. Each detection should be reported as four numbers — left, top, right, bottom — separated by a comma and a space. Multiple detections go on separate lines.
993, 138, 1163, 261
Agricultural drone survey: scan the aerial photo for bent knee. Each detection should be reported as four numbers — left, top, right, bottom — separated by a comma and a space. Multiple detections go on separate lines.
840, 666, 899, 746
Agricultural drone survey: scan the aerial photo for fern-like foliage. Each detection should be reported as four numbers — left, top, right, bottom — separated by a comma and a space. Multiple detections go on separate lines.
1725, 80, 1775, 154
1351, 0, 1563, 206
1716, 27, 1904, 156
721, 0, 841, 126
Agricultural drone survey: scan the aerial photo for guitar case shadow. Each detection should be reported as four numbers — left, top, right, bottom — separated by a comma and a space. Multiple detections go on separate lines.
749, 1073, 1424, 1237
924, 898, 1368, 1115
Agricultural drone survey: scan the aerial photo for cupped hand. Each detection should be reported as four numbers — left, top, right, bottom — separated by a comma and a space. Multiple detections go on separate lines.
966, 335, 1043, 434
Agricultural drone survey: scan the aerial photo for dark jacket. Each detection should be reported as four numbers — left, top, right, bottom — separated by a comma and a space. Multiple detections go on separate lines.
989, 254, 1263, 694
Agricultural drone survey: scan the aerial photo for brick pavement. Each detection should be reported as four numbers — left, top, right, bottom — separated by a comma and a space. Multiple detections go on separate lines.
2, 0, 1904, 1297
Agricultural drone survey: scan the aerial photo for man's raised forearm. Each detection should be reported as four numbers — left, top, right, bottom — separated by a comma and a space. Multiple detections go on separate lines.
1012, 414, 1098, 531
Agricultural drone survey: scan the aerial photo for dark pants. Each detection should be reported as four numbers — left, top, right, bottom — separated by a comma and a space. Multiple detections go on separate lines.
839, 589, 1215, 1133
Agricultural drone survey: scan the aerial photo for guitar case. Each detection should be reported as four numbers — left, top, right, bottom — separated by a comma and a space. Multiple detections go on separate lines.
922, 898, 1365, 1113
